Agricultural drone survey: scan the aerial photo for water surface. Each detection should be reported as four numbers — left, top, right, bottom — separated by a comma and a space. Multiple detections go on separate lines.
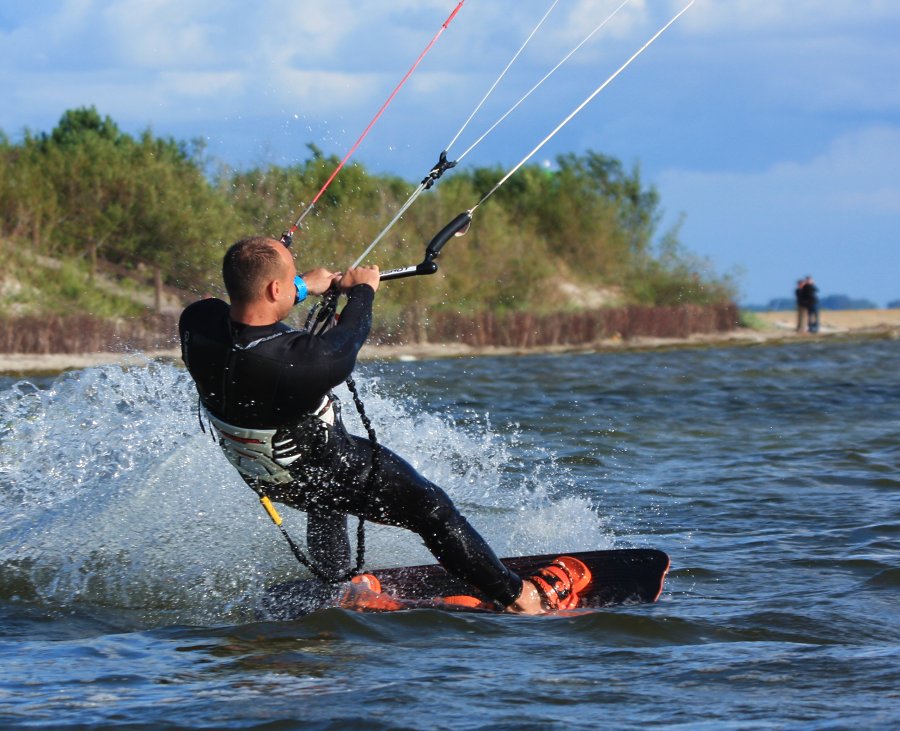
1, 338, 898, 728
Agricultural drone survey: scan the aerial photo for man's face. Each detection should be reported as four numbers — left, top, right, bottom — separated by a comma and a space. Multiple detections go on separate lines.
272, 240, 298, 320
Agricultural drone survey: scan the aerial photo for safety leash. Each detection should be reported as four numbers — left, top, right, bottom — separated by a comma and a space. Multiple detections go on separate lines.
256, 293, 381, 584
344, 374, 382, 577
256, 376, 380, 584
258, 495, 341, 584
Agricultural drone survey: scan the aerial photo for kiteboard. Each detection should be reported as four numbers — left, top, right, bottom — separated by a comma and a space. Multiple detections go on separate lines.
262, 548, 669, 618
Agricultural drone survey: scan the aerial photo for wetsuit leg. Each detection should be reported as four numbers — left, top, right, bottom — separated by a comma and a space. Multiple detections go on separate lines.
293, 432, 523, 607
306, 507, 351, 582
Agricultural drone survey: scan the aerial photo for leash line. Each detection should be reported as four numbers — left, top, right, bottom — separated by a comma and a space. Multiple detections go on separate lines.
350, 0, 636, 267
282, 1, 466, 245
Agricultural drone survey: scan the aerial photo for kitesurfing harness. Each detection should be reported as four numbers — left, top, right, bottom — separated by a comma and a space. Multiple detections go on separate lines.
203, 395, 371, 585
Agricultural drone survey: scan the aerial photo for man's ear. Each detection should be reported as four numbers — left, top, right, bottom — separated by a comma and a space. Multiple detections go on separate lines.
265, 278, 280, 302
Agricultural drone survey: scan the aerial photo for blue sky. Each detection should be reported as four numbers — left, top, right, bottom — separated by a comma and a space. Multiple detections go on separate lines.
2, 1, 898, 306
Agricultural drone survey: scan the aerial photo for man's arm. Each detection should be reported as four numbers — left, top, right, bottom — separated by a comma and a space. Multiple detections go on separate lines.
317, 266, 380, 362
277, 266, 380, 396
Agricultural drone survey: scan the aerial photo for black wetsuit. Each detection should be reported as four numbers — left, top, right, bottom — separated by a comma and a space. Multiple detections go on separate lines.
178, 286, 522, 606
802, 283, 820, 333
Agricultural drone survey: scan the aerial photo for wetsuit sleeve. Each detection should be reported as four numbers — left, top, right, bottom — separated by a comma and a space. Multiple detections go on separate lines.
178, 298, 231, 373
303, 284, 375, 382
178, 287, 375, 425
254, 284, 375, 415
323, 284, 374, 340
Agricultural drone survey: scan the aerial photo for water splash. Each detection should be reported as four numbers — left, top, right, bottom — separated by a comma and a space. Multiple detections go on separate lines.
0, 361, 608, 625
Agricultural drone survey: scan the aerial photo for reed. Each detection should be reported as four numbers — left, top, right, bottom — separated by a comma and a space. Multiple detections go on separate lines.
0, 303, 739, 355
0, 313, 178, 354
373, 303, 740, 346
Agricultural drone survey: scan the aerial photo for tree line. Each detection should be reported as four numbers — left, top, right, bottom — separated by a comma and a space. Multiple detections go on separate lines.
0, 106, 734, 320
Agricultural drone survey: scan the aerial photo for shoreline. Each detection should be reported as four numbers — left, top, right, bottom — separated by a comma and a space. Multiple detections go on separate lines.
1, 309, 898, 375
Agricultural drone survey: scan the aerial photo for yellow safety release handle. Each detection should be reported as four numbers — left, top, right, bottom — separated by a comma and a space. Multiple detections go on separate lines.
260, 496, 282, 526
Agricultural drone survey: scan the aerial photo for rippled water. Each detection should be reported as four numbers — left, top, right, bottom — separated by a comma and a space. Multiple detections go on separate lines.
1, 337, 898, 729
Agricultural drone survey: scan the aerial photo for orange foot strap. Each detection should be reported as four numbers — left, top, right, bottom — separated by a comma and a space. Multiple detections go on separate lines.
337, 574, 406, 612
528, 556, 592, 610
440, 594, 492, 610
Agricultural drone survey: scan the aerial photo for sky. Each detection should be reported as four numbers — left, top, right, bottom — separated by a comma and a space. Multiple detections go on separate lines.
1, 1, 898, 307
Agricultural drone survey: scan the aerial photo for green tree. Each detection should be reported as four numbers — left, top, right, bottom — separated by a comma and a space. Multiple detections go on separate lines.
0, 109, 735, 314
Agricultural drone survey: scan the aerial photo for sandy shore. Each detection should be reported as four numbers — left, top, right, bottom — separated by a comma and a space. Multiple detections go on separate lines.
751, 308, 900, 332
1, 309, 897, 375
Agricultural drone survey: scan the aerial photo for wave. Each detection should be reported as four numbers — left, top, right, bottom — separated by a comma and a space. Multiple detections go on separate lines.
0, 360, 610, 625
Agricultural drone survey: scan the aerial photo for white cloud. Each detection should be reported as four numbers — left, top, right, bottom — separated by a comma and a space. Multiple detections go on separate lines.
254, 1, 360, 64
157, 71, 247, 100
5, 68, 249, 129
39, 0, 95, 44
681, 0, 900, 34
663, 125, 900, 215
555, 0, 651, 44
101, 0, 225, 69
271, 69, 382, 114
812, 127, 900, 213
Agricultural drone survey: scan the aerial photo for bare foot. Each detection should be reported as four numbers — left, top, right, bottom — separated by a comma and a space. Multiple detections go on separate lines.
506, 580, 545, 615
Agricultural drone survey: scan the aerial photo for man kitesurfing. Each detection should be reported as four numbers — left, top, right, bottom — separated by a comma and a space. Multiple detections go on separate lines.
177, 1, 688, 615
179, 236, 574, 614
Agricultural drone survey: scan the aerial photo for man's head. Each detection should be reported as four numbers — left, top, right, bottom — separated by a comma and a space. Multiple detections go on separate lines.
223, 237, 297, 319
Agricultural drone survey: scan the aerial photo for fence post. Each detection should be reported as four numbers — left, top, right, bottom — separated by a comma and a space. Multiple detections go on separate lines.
154, 266, 163, 313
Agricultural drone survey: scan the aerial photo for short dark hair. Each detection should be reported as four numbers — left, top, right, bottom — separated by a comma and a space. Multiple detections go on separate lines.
222, 237, 285, 303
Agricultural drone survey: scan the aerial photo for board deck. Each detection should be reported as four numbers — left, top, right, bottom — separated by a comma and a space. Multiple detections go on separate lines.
262, 548, 670, 618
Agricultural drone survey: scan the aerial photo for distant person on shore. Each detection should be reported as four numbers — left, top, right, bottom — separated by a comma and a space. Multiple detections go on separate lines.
795, 278, 807, 332
800, 276, 820, 333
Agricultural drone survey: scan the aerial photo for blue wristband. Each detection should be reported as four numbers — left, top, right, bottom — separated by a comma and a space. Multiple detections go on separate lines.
294, 275, 308, 304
